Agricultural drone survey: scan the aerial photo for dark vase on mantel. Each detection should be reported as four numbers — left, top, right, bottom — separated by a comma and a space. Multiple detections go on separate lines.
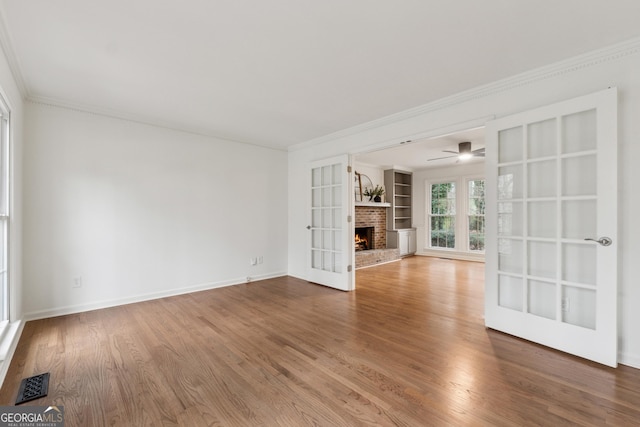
374, 196, 381, 202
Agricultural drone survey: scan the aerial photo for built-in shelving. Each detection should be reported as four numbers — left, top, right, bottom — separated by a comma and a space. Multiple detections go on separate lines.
384, 169, 416, 256
384, 169, 413, 230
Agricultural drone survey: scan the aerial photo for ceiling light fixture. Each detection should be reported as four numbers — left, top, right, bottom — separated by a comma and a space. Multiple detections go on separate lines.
427, 141, 485, 162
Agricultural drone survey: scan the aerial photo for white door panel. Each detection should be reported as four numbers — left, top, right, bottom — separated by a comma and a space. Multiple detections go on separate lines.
485, 88, 617, 367
308, 155, 354, 291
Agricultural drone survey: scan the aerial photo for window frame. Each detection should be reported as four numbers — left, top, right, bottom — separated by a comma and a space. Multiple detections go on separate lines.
0, 94, 10, 333
428, 180, 457, 250
425, 174, 485, 256
467, 178, 486, 253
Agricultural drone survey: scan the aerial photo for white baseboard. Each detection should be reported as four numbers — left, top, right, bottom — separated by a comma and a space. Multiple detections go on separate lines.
618, 351, 640, 370
24, 271, 287, 321
416, 250, 485, 263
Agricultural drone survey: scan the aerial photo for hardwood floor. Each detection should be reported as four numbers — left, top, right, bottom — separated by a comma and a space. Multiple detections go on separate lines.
1, 256, 639, 426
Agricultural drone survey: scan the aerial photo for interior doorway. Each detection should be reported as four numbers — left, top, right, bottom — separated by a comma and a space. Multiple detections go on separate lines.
353, 126, 487, 273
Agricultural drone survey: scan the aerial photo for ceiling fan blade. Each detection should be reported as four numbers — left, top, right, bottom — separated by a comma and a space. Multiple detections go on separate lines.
442, 150, 459, 154
428, 154, 458, 161
472, 148, 485, 155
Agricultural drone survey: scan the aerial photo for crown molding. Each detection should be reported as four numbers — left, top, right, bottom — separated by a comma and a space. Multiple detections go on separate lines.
0, 4, 28, 98
288, 36, 640, 152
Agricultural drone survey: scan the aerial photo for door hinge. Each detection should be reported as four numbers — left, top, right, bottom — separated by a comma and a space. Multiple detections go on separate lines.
347, 215, 352, 222
347, 165, 352, 173
347, 265, 352, 272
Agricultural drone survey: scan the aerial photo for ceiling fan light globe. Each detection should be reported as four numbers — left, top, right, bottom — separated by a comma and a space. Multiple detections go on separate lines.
458, 153, 473, 161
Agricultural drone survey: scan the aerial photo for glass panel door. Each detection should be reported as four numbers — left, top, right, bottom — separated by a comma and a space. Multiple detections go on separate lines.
308, 155, 353, 291
485, 88, 618, 367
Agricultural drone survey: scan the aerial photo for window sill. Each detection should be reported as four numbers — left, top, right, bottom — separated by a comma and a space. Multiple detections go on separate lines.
0, 319, 24, 387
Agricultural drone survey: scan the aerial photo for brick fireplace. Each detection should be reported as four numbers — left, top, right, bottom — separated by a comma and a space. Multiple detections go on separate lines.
354, 204, 399, 269
354, 205, 387, 249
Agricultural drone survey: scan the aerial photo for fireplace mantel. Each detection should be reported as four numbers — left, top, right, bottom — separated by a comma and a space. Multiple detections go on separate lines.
354, 202, 391, 207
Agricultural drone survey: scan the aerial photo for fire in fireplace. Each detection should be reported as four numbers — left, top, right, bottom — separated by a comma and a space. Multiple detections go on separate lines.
355, 226, 374, 251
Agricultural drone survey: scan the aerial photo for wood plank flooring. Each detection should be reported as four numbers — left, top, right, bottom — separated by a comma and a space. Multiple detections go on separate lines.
1, 256, 639, 426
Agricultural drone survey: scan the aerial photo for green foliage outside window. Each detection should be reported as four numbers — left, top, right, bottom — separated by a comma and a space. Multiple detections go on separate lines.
431, 183, 456, 248
468, 180, 485, 251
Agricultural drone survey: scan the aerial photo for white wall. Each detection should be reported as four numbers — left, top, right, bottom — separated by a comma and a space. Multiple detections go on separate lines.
352, 161, 384, 200
23, 103, 288, 319
288, 40, 640, 368
413, 162, 484, 261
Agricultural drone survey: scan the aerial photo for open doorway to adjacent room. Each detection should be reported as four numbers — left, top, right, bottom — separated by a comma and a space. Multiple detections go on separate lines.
353, 126, 486, 272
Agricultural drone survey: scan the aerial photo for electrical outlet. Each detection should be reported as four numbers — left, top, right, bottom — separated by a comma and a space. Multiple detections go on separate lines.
258, 256, 263, 264
73, 277, 83, 288
246, 276, 251, 283
250, 258, 257, 266
561, 297, 570, 312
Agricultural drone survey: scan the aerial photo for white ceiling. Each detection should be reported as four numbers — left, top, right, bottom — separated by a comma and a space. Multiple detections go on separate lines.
2, 1, 640, 150
356, 127, 485, 171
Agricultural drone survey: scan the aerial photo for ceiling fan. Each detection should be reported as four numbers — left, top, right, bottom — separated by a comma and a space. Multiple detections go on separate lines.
428, 141, 485, 162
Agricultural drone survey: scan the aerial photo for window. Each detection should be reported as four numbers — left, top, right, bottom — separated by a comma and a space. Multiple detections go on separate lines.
425, 175, 485, 256
468, 179, 485, 251
0, 100, 9, 324
430, 182, 456, 248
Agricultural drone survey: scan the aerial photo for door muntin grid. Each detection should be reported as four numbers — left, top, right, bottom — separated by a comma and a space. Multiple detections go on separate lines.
311, 164, 343, 273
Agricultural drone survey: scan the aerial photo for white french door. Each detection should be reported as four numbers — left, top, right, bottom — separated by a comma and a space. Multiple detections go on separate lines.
485, 88, 618, 367
308, 155, 354, 291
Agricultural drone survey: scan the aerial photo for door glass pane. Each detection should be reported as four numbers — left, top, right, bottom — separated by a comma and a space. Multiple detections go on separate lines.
312, 230, 321, 249
498, 238, 522, 274
562, 243, 596, 285
312, 250, 322, 268
312, 168, 322, 187
562, 286, 596, 330
332, 186, 341, 206
498, 126, 523, 163
322, 208, 331, 228
528, 201, 556, 238
498, 165, 523, 200
312, 189, 322, 207
498, 202, 523, 236
322, 165, 331, 186
528, 118, 557, 159
312, 209, 321, 227
332, 208, 342, 229
528, 280, 556, 320
332, 164, 341, 184
333, 230, 342, 251
562, 155, 597, 196
528, 241, 556, 279
528, 160, 556, 198
333, 252, 342, 273
322, 230, 331, 250
322, 251, 331, 271
562, 109, 597, 154
499, 275, 523, 311
322, 187, 331, 207
562, 200, 596, 239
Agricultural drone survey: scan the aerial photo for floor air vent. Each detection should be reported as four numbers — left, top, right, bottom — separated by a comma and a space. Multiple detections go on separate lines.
15, 372, 50, 404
